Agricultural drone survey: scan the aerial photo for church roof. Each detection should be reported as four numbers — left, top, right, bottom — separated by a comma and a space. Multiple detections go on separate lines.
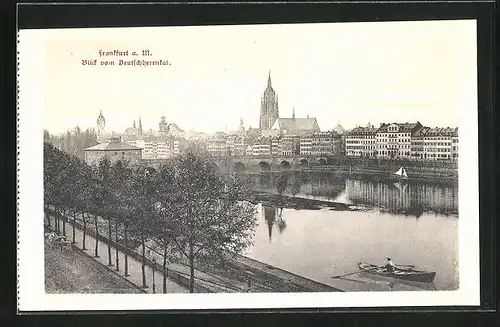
271, 118, 320, 133
168, 123, 184, 133
333, 123, 345, 134
125, 127, 139, 135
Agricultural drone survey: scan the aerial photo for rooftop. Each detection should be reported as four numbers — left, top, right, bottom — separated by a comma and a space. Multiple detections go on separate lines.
377, 122, 422, 133
271, 117, 320, 133
84, 138, 143, 151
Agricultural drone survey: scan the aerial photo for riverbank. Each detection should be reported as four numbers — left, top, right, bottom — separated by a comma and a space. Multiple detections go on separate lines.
248, 166, 458, 184
45, 209, 341, 293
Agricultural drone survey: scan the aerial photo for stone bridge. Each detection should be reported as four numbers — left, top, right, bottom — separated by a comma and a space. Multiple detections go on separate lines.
209, 155, 329, 175
140, 155, 329, 175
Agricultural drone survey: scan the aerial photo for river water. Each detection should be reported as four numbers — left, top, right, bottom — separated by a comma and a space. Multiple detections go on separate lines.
241, 172, 459, 292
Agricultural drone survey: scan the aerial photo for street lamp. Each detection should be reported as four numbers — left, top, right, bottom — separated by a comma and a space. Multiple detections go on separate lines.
152, 258, 156, 294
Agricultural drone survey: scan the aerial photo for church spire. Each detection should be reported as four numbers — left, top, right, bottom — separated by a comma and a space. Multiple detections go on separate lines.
268, 69, 272, 88
139, 117, 143, 135
292, 106, 295, 119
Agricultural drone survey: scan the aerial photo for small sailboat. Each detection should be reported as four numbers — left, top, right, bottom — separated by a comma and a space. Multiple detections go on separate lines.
394, 167, 408, 180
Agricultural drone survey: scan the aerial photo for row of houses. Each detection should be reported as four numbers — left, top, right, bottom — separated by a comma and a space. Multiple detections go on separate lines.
207, 131, 343, 157
345, 122, 459, 161
83, 136, 187, 165
84, 122, 459, 166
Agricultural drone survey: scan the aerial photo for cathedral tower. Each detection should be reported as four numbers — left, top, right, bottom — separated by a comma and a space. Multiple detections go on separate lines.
259, 70, 279, 130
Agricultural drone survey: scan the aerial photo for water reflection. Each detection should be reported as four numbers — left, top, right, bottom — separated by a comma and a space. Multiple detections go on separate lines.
345, 179, 458, 216
244, 172, 458, 217
245, 172, 458, 291
263, 206, 285, 242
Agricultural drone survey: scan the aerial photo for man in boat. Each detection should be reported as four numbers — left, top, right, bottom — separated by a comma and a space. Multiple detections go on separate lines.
383, 257, 396, 273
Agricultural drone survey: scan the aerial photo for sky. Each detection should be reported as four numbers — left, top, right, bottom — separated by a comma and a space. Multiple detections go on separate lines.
35, 20, 477, 135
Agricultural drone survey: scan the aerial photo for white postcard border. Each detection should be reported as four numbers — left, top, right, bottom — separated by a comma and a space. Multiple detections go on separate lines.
17, 21, 480, 311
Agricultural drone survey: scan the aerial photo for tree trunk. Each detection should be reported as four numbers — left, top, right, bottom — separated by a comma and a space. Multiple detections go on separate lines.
189, 243, 195, 293
124, 223, 129, 276
54, 206, 59, 232
115, 222, 119, 272
107, 219, 112, 266
141, 237, 147, 288
72, 212, 76, 244
62, 209, 66, 235
163, 242, 167, 293
82, 213, 87, 250
94, 215, 99, 258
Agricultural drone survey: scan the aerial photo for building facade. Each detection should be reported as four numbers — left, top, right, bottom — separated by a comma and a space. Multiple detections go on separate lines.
451, 128, 459, 162
410, 126, 429, 160
310, 131, 342, 156
208, 132, 229, 157
375, 122, 422, 159
299, 136, 313, 155
423, 127, 455, 161
281, 135, 300, 156
346, 125, 377, 157
84, 137, 143, 166
252, 138, 272, 156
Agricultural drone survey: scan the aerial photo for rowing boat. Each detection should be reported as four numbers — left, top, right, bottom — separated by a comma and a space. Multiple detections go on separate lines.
358, 262, 436, 283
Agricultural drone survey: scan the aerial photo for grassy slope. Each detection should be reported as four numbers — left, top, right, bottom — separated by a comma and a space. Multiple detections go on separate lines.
45, 242, 143, 294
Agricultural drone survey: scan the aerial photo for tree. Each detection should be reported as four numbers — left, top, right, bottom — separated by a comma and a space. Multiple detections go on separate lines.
90, 157, 113, 259
128, 164, 158, 288
154, 162, 179, 293
167, 152, 257, 293
74, 159, 94, 250
111, 159, 132, 272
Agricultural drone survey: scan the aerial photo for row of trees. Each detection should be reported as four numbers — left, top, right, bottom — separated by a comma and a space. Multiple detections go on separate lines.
44, 142, 257, 293
44, 127, 99, 160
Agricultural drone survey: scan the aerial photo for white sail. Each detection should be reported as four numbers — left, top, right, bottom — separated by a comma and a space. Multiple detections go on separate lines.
394, 167, 408, 178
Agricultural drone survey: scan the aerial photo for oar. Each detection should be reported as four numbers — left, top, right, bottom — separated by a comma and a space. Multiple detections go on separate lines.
336, 277, 369, 284
331, 266, 379, 279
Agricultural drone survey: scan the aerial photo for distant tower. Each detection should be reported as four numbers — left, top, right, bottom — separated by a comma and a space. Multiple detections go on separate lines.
292, 106, 295, 119
97, 110, 106, 141
138, 117, 143, 135
259, 70, 280, 130
239, 116, 245, 132
159, 114, 169, 136
133, 120, 136, 128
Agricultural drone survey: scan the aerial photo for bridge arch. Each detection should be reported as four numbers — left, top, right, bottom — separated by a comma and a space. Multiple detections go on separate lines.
234, 161, 246, 173
208, 162, 220, 173
259, 161, 271, 171
280, 160, 291, 170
